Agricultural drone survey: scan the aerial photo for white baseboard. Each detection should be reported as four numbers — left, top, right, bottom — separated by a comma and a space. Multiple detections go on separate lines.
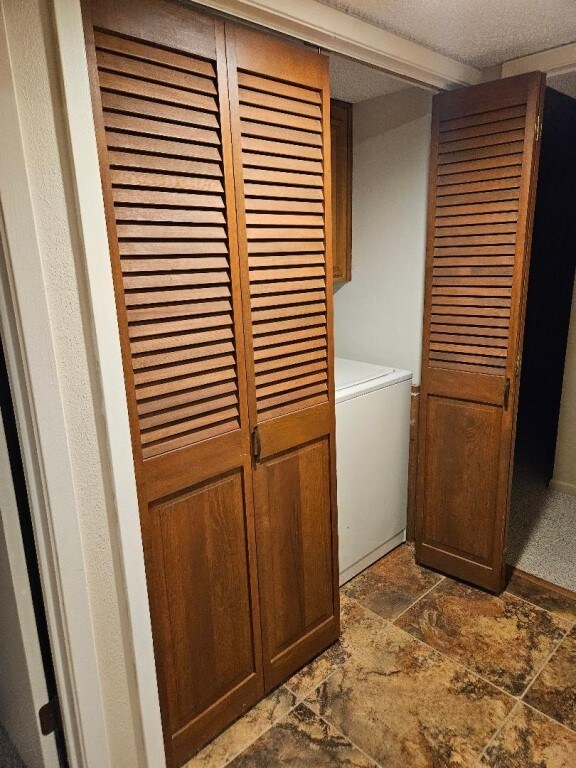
549, 479, 576, 497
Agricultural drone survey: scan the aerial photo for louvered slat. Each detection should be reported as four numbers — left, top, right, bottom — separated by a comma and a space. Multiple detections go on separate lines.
427, 98, 530, 373
95, 30, 241, 458
232, 48, 330, 423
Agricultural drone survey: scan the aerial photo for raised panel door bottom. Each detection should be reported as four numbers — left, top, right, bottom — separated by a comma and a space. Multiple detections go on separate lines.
421, 395, 503, 566
150, 467, 262, 763
253, 437, 339, 689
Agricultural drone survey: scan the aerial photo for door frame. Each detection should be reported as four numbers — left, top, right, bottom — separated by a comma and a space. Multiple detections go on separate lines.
0, 12, 108, 768
0, 2, 163, 766
0, 352, 60, 768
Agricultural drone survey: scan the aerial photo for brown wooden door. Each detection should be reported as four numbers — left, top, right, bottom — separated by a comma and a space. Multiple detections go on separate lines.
225, 25, 340, 690
416, 73, 545, 592
82, 1, 264, 763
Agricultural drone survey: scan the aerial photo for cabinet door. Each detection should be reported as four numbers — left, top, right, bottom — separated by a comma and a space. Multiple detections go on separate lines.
226, 25, 340, 690
331, 99, 353, 283
416, 73, 545, 592
82, 1, 263, 763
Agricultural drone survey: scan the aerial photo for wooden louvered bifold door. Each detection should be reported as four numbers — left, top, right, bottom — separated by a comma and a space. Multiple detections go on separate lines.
226, 25, 340, 690
83, 0, 264, 764
416, 73, 545, 592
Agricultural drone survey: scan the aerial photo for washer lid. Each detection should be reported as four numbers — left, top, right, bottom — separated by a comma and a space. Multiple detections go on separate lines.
334, 357, 412, 403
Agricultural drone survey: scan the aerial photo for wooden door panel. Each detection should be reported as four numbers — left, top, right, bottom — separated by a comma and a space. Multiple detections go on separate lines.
416, 73, 545, 592
226, 24, 339, 688
83, 1, 263, 763
253, 438, 336, 688
152, 466, 260, 763
421, 397, 502, 565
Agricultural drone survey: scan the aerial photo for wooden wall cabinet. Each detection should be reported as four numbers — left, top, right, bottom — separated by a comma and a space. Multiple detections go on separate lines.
330, 99, 352, 283
82, 0, 340, 764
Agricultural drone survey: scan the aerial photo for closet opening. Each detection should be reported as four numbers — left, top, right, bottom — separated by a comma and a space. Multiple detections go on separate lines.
508, 85, 576, 592
326, 53, 433, 583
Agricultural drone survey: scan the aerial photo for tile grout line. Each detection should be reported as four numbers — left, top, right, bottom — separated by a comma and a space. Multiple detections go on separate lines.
201, 551, 574, 767
218, 689, 303, 768
308, 704, 385, 768
390, 621, 521, 702
387, 574, 447, 624
391, 581, 573, 701
222, 604, 395, 765
473, 699, 525, 767
217, 590, 397, 765
305, 616, 518, 768
473, 696, 576, 768
502, 589, 576, 629
518, 621, 574, 712
521, 699, 576, 738
284, 619, 392, 703
342, 592, 391, 625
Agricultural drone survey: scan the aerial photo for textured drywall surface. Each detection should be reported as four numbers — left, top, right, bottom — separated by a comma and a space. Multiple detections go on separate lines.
549, 71, 576, 100
329, 52, 407, 103
553, 279, 576, 494
3, 0, 141, 764
318, 0, 576, 68
333, 87, 432, 384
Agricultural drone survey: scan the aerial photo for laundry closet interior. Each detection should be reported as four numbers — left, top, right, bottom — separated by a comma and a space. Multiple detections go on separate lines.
81, 0, 576, 764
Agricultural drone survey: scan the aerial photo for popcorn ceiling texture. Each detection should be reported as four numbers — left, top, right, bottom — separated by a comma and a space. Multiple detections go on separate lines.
329, 53, 408, 103
318, 0, 576, 68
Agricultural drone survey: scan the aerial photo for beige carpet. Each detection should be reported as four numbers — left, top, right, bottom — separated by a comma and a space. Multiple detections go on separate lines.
0, 726, 26, 768
508, 464, 576, 592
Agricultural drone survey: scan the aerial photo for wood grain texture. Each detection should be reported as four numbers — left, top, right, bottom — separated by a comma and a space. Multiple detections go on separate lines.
330, 99, 352, 283
83, 2, 264, 764
415, 73, 545, 593
405, 386, 420, 542
226, 23, 340, 691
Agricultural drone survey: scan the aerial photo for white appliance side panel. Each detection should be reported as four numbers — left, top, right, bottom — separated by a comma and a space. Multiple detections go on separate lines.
336, 379, 412, 584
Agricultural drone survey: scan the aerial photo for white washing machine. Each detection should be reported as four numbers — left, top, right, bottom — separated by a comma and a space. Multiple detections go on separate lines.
335, 357, 412, 585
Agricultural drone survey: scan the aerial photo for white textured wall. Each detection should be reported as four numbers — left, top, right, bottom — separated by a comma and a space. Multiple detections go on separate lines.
3, 0, 142, 764
553, 278, 576, 495
333, 87, 432, 384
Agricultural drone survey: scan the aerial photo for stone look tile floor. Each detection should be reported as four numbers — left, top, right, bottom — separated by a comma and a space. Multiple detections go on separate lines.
186, 544, 576, 768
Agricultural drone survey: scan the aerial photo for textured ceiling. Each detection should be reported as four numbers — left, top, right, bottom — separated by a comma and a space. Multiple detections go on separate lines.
548, 71, 576, 99
329, 53, 409, 102
317, 0, 576, 68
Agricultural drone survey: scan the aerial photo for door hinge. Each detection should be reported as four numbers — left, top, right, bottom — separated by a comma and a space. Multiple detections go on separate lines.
251, 425, 261, 462
39, 695, 62, 736
535, 113, 542, 142
504, 378, 511, 410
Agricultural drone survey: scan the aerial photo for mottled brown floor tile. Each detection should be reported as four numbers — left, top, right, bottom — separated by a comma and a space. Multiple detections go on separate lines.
285, 594, 386, 700
505, 571, 576, 623
227, 703, 377, 768
480, 702, 576, 768
342, 544, 443, 620
395, 578, 569, 695
185, 687, 296, 767
307, 624, 514, 768
523, 626, 576, 731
